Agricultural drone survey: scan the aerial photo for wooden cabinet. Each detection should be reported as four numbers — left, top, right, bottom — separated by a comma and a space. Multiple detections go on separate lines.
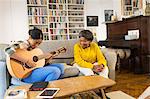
99, 16, 150, 73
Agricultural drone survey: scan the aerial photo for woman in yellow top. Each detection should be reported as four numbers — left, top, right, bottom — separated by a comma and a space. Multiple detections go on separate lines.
73, 30, 109, 78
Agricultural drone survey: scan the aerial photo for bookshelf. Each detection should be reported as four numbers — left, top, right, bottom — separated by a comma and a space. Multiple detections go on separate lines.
121, 0, 143, 17
27, 0, 84, 41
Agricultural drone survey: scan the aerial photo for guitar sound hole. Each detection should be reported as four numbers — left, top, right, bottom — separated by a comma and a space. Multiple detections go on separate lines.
33, 56, 38, 62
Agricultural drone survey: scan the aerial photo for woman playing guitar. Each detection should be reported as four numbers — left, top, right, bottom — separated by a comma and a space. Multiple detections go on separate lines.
5, 28, 66, 83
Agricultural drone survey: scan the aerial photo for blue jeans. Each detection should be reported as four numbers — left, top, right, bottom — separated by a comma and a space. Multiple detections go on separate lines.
22, 63, 64, 83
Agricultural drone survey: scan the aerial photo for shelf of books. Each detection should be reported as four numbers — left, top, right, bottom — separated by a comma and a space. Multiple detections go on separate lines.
68, 0, 84, 39
121, 0, 143, 17
27, 0, 84, 41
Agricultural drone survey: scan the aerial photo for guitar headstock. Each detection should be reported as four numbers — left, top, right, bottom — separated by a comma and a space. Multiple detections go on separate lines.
57, 47, 66, 53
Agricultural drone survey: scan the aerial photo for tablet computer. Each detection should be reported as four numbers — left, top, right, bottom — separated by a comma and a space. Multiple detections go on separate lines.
36, 88, 60, 98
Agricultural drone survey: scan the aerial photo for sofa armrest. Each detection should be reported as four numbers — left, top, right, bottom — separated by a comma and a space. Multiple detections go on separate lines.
0, 61, 7, 98
101, 48, 117, 80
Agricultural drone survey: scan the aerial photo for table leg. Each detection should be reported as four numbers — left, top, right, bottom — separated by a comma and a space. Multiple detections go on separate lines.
100, 88, 107, 99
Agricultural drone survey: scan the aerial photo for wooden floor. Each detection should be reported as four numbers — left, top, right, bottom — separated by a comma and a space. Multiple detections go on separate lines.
106, 70, 150, 98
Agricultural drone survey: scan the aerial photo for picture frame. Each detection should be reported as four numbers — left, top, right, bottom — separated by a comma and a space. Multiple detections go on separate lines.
104, 10, 113, 21
87, 16, 98, 26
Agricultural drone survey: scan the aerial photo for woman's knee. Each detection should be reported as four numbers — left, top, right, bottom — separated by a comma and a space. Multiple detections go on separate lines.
45, 67, 61, 81
47, 66, 61, 75
98, 66, 109, 78
48, 63, 64, 74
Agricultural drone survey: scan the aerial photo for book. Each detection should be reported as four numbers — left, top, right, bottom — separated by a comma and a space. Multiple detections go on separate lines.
29, 81, 48, 91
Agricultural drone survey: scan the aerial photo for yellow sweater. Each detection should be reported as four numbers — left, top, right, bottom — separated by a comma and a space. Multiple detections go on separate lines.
74, 42, 107, 69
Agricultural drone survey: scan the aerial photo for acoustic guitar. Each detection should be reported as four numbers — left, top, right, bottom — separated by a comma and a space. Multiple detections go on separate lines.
6, 47, 66, 79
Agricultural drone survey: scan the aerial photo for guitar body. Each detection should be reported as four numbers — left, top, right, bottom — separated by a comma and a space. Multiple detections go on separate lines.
6, 48, 45, 79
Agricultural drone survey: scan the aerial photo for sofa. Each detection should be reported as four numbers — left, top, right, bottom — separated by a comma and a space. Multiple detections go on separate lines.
0, 39, 117, 98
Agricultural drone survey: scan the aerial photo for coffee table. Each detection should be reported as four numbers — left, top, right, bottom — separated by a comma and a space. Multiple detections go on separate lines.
5, 75, 116, 99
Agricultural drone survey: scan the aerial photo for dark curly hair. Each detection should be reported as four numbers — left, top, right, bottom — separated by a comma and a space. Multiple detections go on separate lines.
79, 30, 93, 41
28, 27, 43, 40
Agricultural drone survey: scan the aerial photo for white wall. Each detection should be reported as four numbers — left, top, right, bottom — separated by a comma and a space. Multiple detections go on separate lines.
85, 0, 119, 41
85, 0, 113, 41
0, 0, 28, 44
11, 0, 28, 43
0, 0, 12, 44
113, 0, 122, 20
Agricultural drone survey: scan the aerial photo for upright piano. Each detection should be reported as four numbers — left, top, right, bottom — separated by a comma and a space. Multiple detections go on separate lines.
98, 16, 150, 73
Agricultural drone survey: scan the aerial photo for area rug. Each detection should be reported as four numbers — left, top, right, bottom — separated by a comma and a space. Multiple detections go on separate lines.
70, 91, 102, 99
69, 90, 136, 99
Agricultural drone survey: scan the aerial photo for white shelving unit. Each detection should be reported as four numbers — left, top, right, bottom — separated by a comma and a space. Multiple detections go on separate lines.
121, 0, 143, 17
67, 1, 84, 39
27, 0, 84, 41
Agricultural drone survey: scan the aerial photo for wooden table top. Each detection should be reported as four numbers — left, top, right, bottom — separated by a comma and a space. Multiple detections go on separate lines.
6, 75, 116, 98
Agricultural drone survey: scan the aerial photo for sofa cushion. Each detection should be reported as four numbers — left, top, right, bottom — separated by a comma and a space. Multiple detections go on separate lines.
39, 39, 78, 58
39, 40, 78, 64
10, 77, 28, 86
60, 64, 80, 78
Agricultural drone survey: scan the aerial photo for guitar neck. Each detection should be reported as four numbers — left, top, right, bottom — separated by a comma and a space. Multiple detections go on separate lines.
33, 47, 66, 62
33, 51, 58, 62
